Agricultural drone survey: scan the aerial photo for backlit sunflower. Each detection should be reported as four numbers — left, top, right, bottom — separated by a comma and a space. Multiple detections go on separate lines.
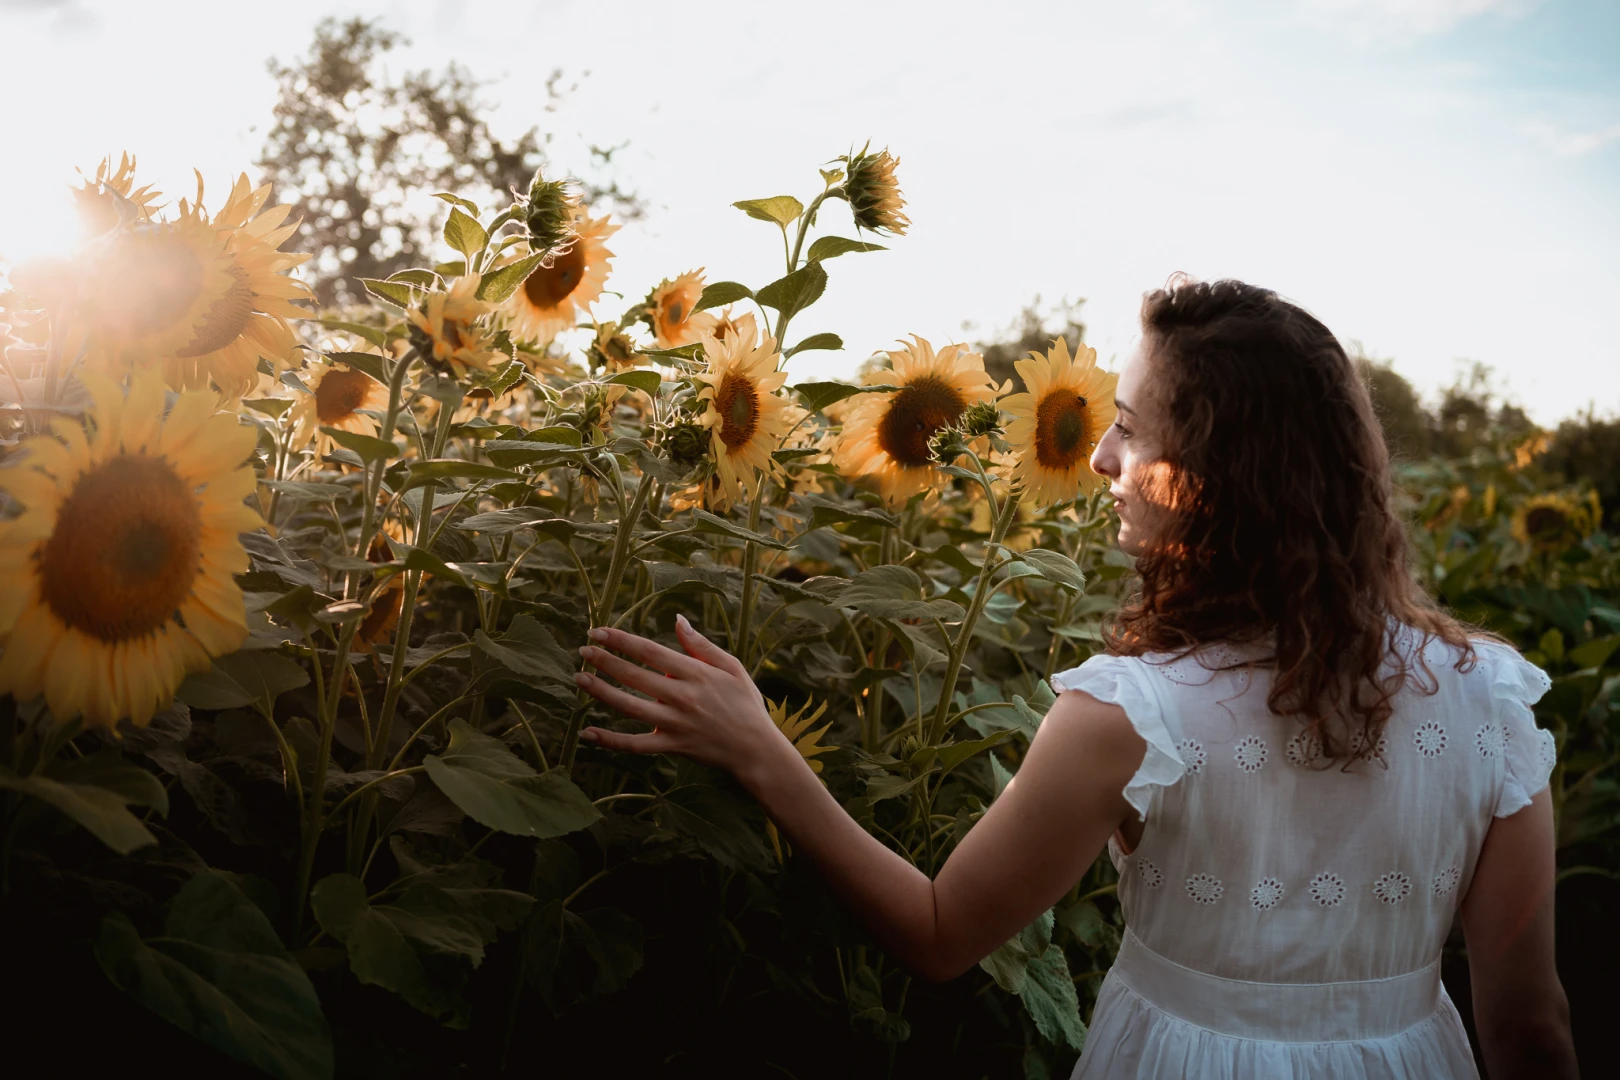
588, 320, 645, 372
0, 369, 261, 728
73, 153, 163, 238
406, 274, 508, 378
502, 211, 618, 346
648, 270, 717, 349
832, 336, 998, 507
1001, 338, 1116, 506
693, 326, 792, 508
291, 356, 390, 449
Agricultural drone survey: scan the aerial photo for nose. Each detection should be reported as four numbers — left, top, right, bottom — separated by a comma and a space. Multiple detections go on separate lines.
1090, 425, 1120, 480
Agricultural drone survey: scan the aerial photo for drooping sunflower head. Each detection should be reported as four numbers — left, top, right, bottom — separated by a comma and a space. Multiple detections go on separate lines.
291, 356, 390, 449
832, 336, 997, 507
0, 369, 261, 728
1001, 338, 1117, 507
693, 327, 792, 509
73, 153, 163, 239
838, 143, 909, 236
406, 275, 508, 378
503, 210, 619, 347
648, 270, 718, 349
522, 168, 581, 259
1510, 492, 1595, 553
588, 320, 645, 372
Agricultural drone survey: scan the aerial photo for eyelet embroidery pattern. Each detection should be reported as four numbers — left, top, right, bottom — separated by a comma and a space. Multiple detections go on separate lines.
1372, 871, 1412, 904
1250, 878, 1285, 911
1286, 731, 1323, 767
1350, 728, 1389, 762
1234, 736, 1269, 773
1413, 721, 1448, 759
1185, 874, 1224, 905
1474, 723, 1505, 759
1536, 731, 1558, 772
1432, 866, 1461, 898
1309, 872, 1345, 908
1177, 739, 1206, 774
1139, 859, 1164, 889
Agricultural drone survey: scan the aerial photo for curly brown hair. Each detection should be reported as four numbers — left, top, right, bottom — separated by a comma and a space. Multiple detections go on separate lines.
1108, 278, 1474, 761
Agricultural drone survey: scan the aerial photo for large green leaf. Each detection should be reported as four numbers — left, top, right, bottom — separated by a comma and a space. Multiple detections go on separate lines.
177, 650, 310, 719
400, 459, 522, 490
424, 720, 601, 838
754, 262, 827, 323
690, 508, 790, 550
604, 369, 662, 397
732, 196, 803, 227
1019, 943, 1087, 1051
695, 280, 754, 311
838, 565, 965, 622
785, 332, 844, 358
443, 207, 488, 261
806, 236, 886, 261
658, 783, 772, 871
322, 426, 397, 463
793, 381, 899, 414
310, 874, 459, 1019
474, 616, 575, 688
359, 277, 415, 309
524, 900, 646, 1011
476, 251, 547, 303
1014, 548, 1086, 593
0, 756, 167, 854
96, 872, 333, 1079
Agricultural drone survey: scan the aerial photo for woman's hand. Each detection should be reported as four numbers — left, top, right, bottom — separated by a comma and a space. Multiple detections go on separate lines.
574, 614, 783, 779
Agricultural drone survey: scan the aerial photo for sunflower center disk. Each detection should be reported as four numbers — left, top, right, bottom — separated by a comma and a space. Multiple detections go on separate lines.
93, 230, 207, 338
38, 455, 203, 642
1034, 389, 1091, 470
316, 369, 374, 422
715, 373, 760, 449
876, 375, 966, 469
524, 245, 587, 307
1525, 507, 1567, 538
177, 263, 256, 358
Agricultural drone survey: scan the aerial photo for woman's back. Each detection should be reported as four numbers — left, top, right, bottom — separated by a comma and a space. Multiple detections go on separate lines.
1054, 629, 1555, 1075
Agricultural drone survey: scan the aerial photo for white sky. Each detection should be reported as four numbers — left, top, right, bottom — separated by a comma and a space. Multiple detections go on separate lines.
2, 0, 1616, 422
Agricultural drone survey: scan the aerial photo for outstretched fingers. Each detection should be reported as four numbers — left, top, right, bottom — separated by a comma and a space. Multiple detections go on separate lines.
674, 614, 747, 676
586, 626, 706, 678
580, 726, 677, 756
573, 669, 682, 729
579, 644, 681, 701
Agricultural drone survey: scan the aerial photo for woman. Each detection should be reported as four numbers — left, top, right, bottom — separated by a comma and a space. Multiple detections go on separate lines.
573, 279, 1578, 1078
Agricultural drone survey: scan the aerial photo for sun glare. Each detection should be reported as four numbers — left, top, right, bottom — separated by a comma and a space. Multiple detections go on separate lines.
0, 167, 86, 270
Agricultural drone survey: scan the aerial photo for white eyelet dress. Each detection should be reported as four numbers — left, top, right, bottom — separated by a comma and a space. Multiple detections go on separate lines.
1050, 630, 1555, 1080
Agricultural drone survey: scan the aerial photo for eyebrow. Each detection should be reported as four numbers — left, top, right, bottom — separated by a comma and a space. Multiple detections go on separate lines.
1114, 398, 1136, 416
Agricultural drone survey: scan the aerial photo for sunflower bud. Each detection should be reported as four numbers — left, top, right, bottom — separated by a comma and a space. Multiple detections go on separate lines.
837, 144, 909, 236
589, 321, 644, 372
960, 400, 1002, 438
523, 168, 579, 261
664, 421, 711, 468
928, 425, 969, 466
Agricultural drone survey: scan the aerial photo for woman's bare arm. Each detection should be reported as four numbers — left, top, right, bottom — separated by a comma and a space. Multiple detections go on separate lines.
575, 618, 1144, 981
1460, 787, 1577, 1079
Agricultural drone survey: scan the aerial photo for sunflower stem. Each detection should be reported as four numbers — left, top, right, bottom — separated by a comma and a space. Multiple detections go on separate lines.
927, 487, 1022, 747
735, 474, 768, 669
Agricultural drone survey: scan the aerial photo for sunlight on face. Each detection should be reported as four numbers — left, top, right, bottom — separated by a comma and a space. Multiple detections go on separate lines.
1088, 337, 1182, 556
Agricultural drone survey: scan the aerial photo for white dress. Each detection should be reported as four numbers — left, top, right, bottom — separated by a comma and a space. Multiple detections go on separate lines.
1049, 628, 1555, 1079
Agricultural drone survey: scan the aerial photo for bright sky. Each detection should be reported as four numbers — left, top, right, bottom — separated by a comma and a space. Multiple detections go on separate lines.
2, 0, 1617, 423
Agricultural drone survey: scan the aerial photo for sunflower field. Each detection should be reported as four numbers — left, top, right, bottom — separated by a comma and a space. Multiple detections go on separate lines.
0, 146, 1614, 1079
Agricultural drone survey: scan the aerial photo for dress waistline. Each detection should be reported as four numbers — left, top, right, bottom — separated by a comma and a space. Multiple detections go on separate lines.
1110, 930, 1443, 1043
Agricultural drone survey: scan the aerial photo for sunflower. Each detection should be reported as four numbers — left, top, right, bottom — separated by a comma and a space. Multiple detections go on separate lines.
502, 211, 618, 346
0, 369, 261, 728
648, 270, 718, 349
832, 336, 998, 507
588, 320, 646, 372
709, 307, 760, 346
354, 529, 404, 655
839, 144, 909, 236
693, 326, 792, 508
1511, 492, 1595, 553
406, 274, 508, 378
764, 697, 835, 860
73, 153, 163, 238
1001, 338, 1116, 506
291, 356, 390, 449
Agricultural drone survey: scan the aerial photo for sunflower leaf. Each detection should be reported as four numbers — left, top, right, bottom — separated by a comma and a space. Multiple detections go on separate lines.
318, 318, 389, 349
806, 236, 886, 262
400, 459, 523, 490
388, 268, 441, 288
432, 192, 480, 215
604, 370, 662, 397
359, 278, 417, 310
785, 333, 844, 358
443, 208, 489, 262
754, 262, 827, 322
695, 280, 753, 311
325, 351, 390, 385
793, 381, 898, 414
0, 759, 165, 855
179, 651, 311, 719
732, 196, 804, 228
241, 398, 293, 419
690, 509, 791, 550
1013, 549, 1086, 593
322, 427, 398, 464
424, 721, 601, 838
476, 252, 547, 303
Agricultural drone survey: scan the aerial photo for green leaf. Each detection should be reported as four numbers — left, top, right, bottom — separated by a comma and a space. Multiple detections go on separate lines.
96, 872, 333, 1079
325, 349, 390, 385
322, 426, 397, 463
1014, 548, 1086, 593
732, 196, 804, 227
786, 332, 844, 358
793, 381, 899, 414
400, 459, 522, 490
388, 268, 440, 288
690, 508, 790, 550
453, 507, 562, 536
754, 262, 828, 322
935, 729, 1017, 776
476, 251, 547, 303
178, 650, 310, 719
474, 616, 575, 688
524, 900, 645, 1010
524, 424, 585, 446
360, 278, 417, 309
1568, 634, 1620, 671
658, 783, 773, 871
424, 720, 601, 838
806, 236, 886, 261
646, 561, 745, 603
443, 208, 489, 261
432, 192, 479, 215
310, 874, 454, 1019
318, 318, 388, 349
1056, 899, 1113, 948
694, 280, 754, 312
839, 565, 965, 622
0, 758, 166, 854
241, 397, 293, 419
388, 545, 470, 590
604, 369, 662, 397
799, 494, 901, 531
1540, 627, 1566, 663
1020, 945, 1087, 1050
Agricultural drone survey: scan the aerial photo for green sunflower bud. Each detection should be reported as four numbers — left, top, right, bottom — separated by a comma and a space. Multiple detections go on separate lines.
837, 143, 909, 236
664, 421, 711, 468
928, 425, 969, 466
960, 400, 1002, 438
523, 168, 579, 260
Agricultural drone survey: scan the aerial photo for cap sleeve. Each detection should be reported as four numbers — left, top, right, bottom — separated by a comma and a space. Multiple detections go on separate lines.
1476, 641, 1556, 818
1049, 654, 1184, 821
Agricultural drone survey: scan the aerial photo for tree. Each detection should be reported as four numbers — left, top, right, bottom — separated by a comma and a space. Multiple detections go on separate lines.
1355, 354, 1433, 460
974, 296, 1088, 392
257, 17, 641, 308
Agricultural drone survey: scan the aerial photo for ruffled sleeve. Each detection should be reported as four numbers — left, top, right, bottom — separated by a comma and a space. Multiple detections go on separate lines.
1050, 654, 1185, 821
1476, 641, 1557, 818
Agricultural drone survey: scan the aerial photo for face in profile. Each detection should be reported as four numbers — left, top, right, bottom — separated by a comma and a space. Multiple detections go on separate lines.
1089, 339, 1180, 557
